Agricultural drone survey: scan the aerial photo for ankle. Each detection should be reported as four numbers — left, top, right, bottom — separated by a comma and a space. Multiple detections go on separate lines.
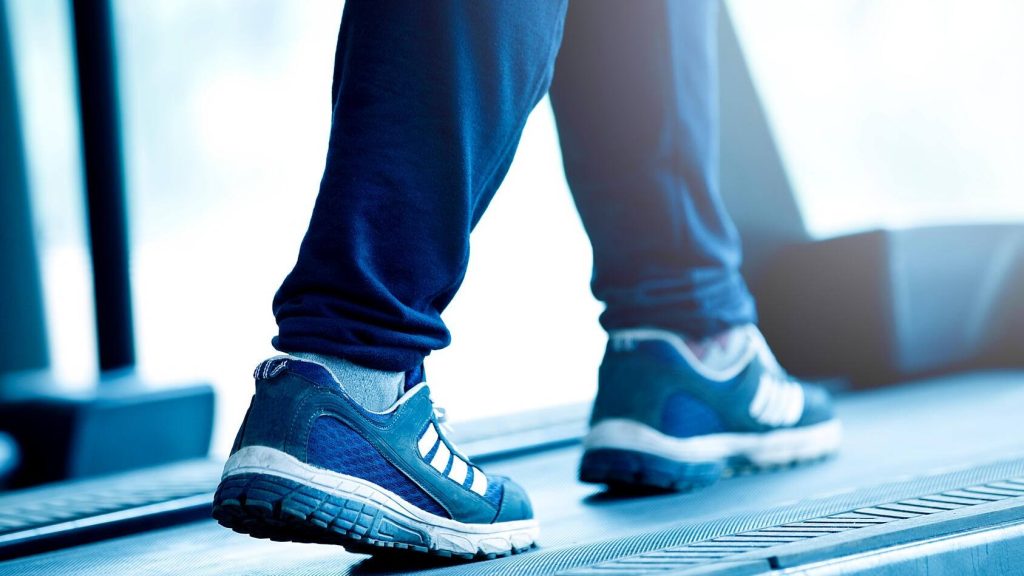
290, 352, 404, 411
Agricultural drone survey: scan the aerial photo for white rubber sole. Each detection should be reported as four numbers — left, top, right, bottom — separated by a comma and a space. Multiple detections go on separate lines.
219, 446, 538, 557
584, 418, 843, 466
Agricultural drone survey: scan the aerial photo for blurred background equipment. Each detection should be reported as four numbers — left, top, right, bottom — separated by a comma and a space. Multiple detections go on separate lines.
0, 0, 213, 490
0, 433, 18, 488
757, 224, 1024, 386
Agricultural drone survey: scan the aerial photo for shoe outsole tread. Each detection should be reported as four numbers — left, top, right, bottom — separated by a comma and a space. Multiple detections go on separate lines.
579, 448, 836, 493
212, 473, 534, 560
579, 449, 723, 492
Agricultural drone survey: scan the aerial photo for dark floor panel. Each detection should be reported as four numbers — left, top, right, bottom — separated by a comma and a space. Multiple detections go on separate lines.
2, 371, 1023, 576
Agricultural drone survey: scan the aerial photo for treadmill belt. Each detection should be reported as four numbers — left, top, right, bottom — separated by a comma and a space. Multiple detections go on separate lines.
2, 371, 1023, 575
0, 459, 220, 560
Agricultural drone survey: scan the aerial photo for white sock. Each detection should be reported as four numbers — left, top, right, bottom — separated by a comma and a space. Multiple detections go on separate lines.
291, 352, 404, 412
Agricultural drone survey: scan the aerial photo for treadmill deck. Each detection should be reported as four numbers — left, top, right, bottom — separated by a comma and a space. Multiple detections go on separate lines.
2, 371, 1023, 575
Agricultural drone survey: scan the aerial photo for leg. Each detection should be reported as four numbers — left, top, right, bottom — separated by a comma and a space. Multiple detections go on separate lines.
273, 0, 569, 372
217, 1, 568, 558
550, 0, 754, 338
551, 1, 840, 491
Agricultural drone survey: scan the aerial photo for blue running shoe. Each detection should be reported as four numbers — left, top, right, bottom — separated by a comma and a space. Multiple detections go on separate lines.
213, 357, 538, 559
579, 326, 841, 491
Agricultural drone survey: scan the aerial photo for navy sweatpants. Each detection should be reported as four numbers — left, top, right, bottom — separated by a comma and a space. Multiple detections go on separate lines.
272, 0, 756, 372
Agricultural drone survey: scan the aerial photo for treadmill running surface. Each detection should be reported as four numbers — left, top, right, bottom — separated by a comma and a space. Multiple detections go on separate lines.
2, 371, 1024, 576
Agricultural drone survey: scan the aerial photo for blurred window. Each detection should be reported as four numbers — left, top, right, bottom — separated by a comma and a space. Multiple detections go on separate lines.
729, 0, 1024, 237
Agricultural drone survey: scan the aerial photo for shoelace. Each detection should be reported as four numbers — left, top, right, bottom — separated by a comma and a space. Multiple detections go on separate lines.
432, 404, 455, 436
430, 402, 476, 465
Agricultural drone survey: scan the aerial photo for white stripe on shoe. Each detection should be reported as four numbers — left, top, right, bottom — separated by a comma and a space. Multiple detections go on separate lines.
417, 419, 490, 496
429, 441, 452, 473
469, 468, 488, 496
749, 373, 805, 427
448, 456, 468, 485
418, 424, 439, 457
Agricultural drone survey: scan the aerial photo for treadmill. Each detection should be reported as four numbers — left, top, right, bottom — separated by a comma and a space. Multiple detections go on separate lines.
2, 2, 1023, 575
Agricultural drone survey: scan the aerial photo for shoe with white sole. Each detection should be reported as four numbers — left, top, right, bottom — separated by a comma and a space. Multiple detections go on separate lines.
213, 357, 538, 560
579, 326, 841, 491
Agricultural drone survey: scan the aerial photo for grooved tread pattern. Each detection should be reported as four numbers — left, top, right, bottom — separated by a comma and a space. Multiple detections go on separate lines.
557, 477, 1024, 574
212, 473, 533, 561
0, 461, 217, 536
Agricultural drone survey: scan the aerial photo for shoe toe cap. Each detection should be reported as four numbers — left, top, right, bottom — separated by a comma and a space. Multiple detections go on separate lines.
493, 477, 534, 523
797, 383, 836, 426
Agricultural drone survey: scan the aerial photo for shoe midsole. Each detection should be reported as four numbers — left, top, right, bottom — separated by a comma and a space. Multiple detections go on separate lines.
584, 418, 842, 464
222, 446, 538, 544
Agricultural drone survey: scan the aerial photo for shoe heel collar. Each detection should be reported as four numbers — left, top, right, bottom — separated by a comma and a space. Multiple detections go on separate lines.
608, 328, 756, 382
253, 355, 340, 390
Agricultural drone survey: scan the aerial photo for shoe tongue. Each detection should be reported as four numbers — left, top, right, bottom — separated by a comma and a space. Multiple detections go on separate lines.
391, 380, 432, 411
404, 364, 426, 391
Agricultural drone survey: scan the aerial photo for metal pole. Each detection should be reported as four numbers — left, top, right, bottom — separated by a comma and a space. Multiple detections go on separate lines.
70, 0, 136, 372
0, 0, 50, 375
